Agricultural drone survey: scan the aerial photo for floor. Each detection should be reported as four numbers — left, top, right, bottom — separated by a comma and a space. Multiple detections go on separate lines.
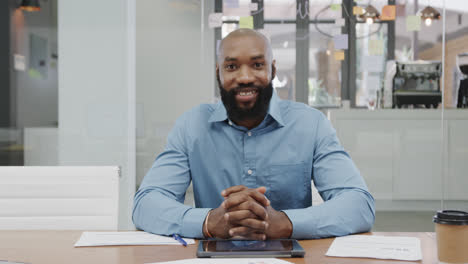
372, 211, 436, 232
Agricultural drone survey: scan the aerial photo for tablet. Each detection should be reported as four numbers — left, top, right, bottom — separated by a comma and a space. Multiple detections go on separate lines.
196, 239, 305, 258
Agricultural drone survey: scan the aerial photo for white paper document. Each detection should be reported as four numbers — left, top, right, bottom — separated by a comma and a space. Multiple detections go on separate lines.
326, 235, 422, 261
74, 231, 195, 247
147, 258, 292, 264
208, 13, 223, 28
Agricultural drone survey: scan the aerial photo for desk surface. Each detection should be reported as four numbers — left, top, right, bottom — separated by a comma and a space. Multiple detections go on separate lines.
0, 231, 437, 264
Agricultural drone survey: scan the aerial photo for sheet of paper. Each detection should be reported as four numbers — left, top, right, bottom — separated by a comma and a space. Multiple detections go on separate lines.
208, 13, 223, 28
224, 0, 239, 9
249, 2, 258, 11
334, 50, 345, 61
326, 235, 422, 261
381, 5, 396, 20
353, 6, 364, 15
330, 4, 341, 11
147, 259, 293, 264
14, 54, 26, 71
239, 16, 254, 29
369, 39, 384, 55
333, 34, 348, 50
74, 231, 195, 247
406, 15, 421, 31
396, 4, 406, 17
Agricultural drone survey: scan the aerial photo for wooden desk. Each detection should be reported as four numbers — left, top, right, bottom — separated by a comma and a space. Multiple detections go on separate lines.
0, 231, 437, 264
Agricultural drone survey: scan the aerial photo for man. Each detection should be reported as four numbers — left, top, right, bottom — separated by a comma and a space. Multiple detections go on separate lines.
133, 29, 375, 239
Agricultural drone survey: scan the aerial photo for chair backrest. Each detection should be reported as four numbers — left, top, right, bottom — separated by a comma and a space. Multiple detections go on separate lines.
311, 181, 324, 206
0, 166, 119, 230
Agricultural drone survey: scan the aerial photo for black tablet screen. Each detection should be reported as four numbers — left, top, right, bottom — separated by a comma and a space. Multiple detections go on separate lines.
201, 240, 294, 252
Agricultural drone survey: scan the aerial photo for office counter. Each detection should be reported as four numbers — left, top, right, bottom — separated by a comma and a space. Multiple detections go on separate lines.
0, 231, 437, 264
328, 109, 468, 211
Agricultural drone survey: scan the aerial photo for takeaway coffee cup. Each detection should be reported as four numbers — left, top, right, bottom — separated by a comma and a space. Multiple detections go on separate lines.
433, 210, 468, 264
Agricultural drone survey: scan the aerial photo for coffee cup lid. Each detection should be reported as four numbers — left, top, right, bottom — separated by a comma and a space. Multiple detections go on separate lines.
433, 210, 468, 225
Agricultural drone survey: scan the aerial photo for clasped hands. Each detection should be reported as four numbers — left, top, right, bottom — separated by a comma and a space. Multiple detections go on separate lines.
203, 185, 292, 240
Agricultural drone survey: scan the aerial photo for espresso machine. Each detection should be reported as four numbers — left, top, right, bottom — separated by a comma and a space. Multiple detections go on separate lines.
392, 61, 442, 108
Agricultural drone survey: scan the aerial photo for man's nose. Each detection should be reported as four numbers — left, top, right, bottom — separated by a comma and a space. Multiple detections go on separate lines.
237, 65, 255, 84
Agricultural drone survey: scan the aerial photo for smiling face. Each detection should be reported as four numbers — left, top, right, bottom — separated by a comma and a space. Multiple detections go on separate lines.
217, 30, 276, 125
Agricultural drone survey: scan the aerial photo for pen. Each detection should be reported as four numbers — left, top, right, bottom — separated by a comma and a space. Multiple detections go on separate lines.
172, 234, 187, 247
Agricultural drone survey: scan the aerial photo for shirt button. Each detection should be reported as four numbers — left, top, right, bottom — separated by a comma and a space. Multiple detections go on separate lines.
247, 132, 252, 136
247, 169, 253, 175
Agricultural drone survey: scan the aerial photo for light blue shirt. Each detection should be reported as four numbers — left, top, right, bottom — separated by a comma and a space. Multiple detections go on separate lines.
133, 92, 375, 239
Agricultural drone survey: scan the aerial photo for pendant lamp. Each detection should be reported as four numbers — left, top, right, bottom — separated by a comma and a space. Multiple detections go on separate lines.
419, 6, 441, 26
20, 0, 41, 12
359, 5, 380, 25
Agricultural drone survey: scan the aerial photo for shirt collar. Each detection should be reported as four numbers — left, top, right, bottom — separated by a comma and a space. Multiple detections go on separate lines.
208, 90, 285, 127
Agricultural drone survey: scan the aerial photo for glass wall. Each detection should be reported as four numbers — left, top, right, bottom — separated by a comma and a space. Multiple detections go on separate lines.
2, 0, 466, 232
1, 0, 58, 167
1, 0, 135, 230
210, 0, 468, 232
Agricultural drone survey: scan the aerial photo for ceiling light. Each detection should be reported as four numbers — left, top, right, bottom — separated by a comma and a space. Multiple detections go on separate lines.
359, 5, 380, 25
19, 0, 41, 12
425, 18, 432, 26
419, 6, 441, 27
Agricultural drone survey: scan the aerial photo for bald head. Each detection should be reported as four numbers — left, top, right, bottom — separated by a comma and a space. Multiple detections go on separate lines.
217, 29, 273, 68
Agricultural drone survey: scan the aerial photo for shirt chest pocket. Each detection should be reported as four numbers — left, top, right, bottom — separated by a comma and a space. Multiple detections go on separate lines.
263, 162, 311, 211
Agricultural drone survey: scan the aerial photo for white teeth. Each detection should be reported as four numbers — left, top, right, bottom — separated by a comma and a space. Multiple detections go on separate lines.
239, 91, 254, 96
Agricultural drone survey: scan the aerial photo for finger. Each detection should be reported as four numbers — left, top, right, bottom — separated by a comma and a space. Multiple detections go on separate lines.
221, 185, 247, 197
226, 201, 268, 220
231, 233, 266, 240
229, 227, 266, 240
237, 218, 269, 231
223, 186, 269, 206
222, 190, 269, 209
222, 192, 251, 209
225, 211, 268, 231
247, 188, 270, 207
256, 186, 267, 194
224, 210, 258, 222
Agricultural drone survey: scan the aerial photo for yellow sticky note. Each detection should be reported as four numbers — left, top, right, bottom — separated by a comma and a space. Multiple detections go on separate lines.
353, 6, 364, 15
239, 16, 254, 29
334, 50, 345, 61
406, 15, 421, 31
369, 39, 384, 55
381, 5, 396, 20
330, 4, 341, 11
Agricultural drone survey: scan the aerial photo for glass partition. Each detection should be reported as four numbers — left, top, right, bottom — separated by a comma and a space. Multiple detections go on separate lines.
134, 0, 464, 233
1, 0, 136, 230
4, 0, 465, 233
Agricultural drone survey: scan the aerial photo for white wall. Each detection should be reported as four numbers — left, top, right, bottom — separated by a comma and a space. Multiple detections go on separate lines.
136, 0, 215, 186
58, 0, 135, 230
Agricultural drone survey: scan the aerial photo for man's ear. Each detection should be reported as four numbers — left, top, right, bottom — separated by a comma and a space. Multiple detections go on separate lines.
271, 60, 277, 80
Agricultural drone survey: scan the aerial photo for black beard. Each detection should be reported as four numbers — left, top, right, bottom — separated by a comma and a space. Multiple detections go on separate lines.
217, 76, 273, 124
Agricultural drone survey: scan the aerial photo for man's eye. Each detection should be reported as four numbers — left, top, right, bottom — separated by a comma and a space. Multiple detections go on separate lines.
225, 64, 237, 70
254, 62, 264, 68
